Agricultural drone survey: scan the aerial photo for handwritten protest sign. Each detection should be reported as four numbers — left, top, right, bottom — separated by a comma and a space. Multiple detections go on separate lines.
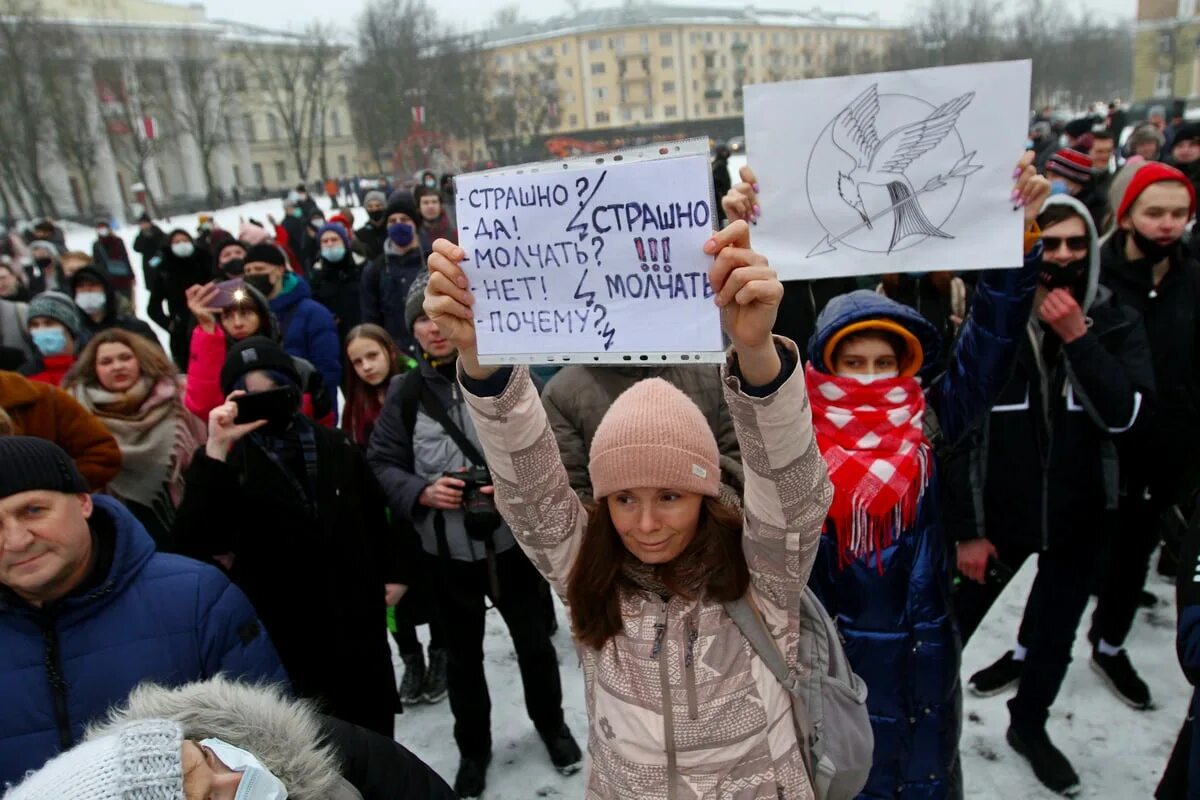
454, 139, 725, 365
745, 60, 1032, 280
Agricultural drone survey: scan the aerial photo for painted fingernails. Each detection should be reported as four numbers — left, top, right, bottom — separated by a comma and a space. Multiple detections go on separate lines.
1012, 168, 1022, 179
1010, 189, 1020, 202
752, 183, 760, 193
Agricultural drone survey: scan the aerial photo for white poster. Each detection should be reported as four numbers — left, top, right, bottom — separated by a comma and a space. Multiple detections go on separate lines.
745, 60, 1032, 280
454, 139, 725, 365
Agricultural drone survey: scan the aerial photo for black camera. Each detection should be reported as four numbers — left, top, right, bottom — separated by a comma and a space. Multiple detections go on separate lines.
445, 466, 503, 541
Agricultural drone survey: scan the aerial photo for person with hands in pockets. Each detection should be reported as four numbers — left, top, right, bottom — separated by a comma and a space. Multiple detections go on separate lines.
421, 220, 834, 800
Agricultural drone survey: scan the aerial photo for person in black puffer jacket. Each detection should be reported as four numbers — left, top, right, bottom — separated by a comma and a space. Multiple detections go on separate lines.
147, 229, 212, 370
310, 222, 364, 344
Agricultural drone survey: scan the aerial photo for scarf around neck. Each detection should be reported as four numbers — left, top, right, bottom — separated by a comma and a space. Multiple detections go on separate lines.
805, 363, 931, 571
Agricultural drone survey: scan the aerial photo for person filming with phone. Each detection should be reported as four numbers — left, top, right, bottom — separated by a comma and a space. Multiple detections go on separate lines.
173, 335, 407, 737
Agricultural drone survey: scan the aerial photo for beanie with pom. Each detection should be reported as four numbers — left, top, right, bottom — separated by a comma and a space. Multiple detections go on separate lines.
588, 378, 720, 500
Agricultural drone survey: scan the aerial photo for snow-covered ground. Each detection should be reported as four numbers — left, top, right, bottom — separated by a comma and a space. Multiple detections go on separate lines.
63, 191, 1191, 798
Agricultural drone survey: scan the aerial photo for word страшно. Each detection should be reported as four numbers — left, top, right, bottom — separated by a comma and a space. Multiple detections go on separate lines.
456, 147, 724, 362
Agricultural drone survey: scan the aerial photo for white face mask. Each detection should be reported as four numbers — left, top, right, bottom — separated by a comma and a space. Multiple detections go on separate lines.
74, 291, 107, 313
838, 371, 899, 384
171, 241, 195, 259
198, 738, 289, 799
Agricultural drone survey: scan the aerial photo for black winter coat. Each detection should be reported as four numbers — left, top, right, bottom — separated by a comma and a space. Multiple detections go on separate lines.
132, 225, 166, 293
775, 276, 859, 351
174, 420, 406, 734
148, 241, 211, 368
361, 246, 424, 360
1101, 231, 1200, 502
356, 222, 388, 261
310, 253, 365, 344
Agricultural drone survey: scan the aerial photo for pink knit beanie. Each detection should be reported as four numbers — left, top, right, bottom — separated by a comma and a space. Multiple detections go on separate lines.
588, 378, 721, 500
238, 221, 271, 246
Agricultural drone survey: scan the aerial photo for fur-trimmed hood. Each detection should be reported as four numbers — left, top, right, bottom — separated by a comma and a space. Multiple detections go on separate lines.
84, 677, 348, 798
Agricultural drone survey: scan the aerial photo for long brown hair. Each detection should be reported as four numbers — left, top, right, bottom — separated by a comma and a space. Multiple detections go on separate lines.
341, 323, 403, 446
65, 328, 176, 391
568, 495, 749, 650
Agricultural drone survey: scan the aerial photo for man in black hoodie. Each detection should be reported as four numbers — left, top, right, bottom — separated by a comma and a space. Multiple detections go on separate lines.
132, 213, 166, 297
68, 266, 158, 346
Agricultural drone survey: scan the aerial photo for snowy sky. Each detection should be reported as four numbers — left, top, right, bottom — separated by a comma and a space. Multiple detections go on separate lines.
200, 0, 1138, 36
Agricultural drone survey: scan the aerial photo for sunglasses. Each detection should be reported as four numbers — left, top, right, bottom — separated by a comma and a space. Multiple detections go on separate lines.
1042, 235, 1089, 252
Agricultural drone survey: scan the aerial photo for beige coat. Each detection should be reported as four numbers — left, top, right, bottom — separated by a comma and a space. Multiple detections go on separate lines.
461, 339, 832, 800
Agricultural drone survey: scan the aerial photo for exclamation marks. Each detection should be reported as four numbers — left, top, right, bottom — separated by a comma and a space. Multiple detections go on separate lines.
634, 237, 672, 273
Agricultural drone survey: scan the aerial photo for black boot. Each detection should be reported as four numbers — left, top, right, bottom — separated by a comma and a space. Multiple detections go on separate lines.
538, 722, 583, 776
398, 652, 426, 706
967, 650, 1023, 697
1091, 647, 1153, 709
454, 752, 491, 799
423, 647, 448, 704
1006, 724, 1081, 796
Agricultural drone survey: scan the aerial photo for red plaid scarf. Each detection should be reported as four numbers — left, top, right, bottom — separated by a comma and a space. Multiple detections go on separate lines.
805, 363, 932, 571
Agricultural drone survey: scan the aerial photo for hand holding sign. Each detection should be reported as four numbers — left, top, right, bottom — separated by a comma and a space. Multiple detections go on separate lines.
425, 239, 493, 380
704, 220, 784, 385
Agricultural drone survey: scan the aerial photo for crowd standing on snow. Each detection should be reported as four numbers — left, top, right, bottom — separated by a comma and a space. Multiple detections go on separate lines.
0, 102, 1197, 800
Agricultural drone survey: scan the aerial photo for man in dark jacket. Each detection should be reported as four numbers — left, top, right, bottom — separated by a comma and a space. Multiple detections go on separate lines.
361, 191, 424, 359
958, 196, 1154, 796
415, 185, 457, 257
132, 212, 166, 297
309, 221, 364, 344
1167, 121, 1200, 200
91, 218, 136, 304
0, 436, 286, 785
356, 189, 389, 260
1090, 163, 1200, 708
68, 265, 158, 344
242, 243, 342, 423
147, 229, 212, 370
174, 337, 404, 737
368, 274, 581, 799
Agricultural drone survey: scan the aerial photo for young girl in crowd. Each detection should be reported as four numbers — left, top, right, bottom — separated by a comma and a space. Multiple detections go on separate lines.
64, 328, 206, 547
184, 279, 332, 424
422, 223, 833, 799
342, 324, 447, 708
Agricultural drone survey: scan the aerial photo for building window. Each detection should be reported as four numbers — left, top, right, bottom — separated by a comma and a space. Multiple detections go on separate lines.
619, 85, 630, 103
569, 113, 578, 127
659, 32, 672, 46
665, 105, 677, 117
723, 102, 730, 112
252, 163, 264, 186
595, 87, 608, 100
274, 161, 287, 182
706, 31, 713, 44
1156, 70, 1173, 97
595, 110, 610, 123
663, 80, 675, 93
719, 31, 725, 44
543, 45, 553, 57
562, 41, 570, 55
644, 106, 653, 119
661, 55, 674, 68
693, 79, 699, 92
591, 62, 606, 74
621, 108, 632, 122
232, 69, 246, 91
1160, 31, 1174, 53
330, 110, 341, 138
267, 113, 280, 141
564, 66, 573, 78
337, 154, 348, 175
608, 37, 618, 49
640, 34, 649, 49
232, 165, 242, 186
694, 103, 700, 114
707, 102, 717, 113
243, 113, 256, 142
588, 37, 601, 51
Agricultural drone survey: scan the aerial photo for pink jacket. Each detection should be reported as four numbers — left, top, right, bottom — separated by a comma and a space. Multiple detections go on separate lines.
183, 324, 227, 422
461, 338, 832, 800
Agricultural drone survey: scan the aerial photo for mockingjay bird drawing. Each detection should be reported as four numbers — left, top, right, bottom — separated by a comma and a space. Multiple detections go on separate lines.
833, 84, 975, 253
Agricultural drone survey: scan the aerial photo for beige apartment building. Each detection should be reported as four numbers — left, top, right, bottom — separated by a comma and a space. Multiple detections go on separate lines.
33, 0, 360, 218
481, 4, 901, 140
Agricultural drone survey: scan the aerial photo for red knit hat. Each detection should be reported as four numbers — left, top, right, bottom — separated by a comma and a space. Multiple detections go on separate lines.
1045, 148, 1093, 184
1117, 161, 1197, 222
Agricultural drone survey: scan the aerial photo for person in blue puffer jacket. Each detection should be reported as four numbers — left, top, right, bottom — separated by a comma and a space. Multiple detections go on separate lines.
800, 161, 1048, 800
241, 242, 342, 423
0, 436, 287, 787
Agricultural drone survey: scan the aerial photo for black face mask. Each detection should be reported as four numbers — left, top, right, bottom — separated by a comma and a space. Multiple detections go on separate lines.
1131, 228, 1181, 263
367, 208, 385, 223
1176, 158, 1200, 182
221, 258, 245, 277
244, 273, 274, 296
1038, 256, 1089, 290
34, 256, 52, 271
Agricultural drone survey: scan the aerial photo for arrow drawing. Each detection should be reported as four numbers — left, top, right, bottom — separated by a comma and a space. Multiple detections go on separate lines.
811, 150, 982, 258
826, 84, 977, 254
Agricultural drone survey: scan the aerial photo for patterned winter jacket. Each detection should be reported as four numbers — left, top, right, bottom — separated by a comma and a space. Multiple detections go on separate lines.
461, 337, 832, 800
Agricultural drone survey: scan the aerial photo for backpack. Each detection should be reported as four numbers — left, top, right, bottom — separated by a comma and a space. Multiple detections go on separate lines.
724, 590, 873, 800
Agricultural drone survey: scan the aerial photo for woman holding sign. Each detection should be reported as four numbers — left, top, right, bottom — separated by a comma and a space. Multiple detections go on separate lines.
726, 153, 1050, 799
423, 223, 834, 799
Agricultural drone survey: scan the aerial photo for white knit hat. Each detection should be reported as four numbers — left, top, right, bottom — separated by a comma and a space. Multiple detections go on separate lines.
3, 719, 184, 799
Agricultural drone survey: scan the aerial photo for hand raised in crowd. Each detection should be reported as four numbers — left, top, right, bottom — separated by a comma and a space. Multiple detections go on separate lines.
420, 475, 466, 510
186, 282, 222, 333
721, 165, 759, 224
425, 238, 492, 380
384, 583, 408, 607
1037, 288, 1088, 343
1013, 151, 1052, 229
205, 391, 267, 463
703, 219, 784, 385
957, 538, 999, 585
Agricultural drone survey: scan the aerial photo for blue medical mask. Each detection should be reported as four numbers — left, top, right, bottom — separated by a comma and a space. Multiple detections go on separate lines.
387, 222, 415, 248
1050, 180, 1069, 196
321, 245, 346, 263
31, 326, 68, 356
198, 738, 288, 800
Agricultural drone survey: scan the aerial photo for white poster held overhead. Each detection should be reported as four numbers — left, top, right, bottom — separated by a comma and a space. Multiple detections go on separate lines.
745, 60, 1032, 280
454, 139, 725, 365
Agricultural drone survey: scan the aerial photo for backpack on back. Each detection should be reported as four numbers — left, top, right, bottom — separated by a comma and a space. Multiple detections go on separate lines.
724, 588, 873, 800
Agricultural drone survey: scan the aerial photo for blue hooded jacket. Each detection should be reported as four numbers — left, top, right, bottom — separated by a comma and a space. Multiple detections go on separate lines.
0, 495, 288, 785
269, 273, 342, 422
806, 260, 1036, 799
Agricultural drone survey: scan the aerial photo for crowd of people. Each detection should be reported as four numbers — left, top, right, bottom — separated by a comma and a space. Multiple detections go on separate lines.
0, 105, 1196, 800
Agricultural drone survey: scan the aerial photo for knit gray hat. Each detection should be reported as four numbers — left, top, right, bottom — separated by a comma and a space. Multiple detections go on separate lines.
2, 719, 183, 799
0, 436, 88, 498
27, 291, 83, 338
364, 189, 387, 206
405, 270, 431, 332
